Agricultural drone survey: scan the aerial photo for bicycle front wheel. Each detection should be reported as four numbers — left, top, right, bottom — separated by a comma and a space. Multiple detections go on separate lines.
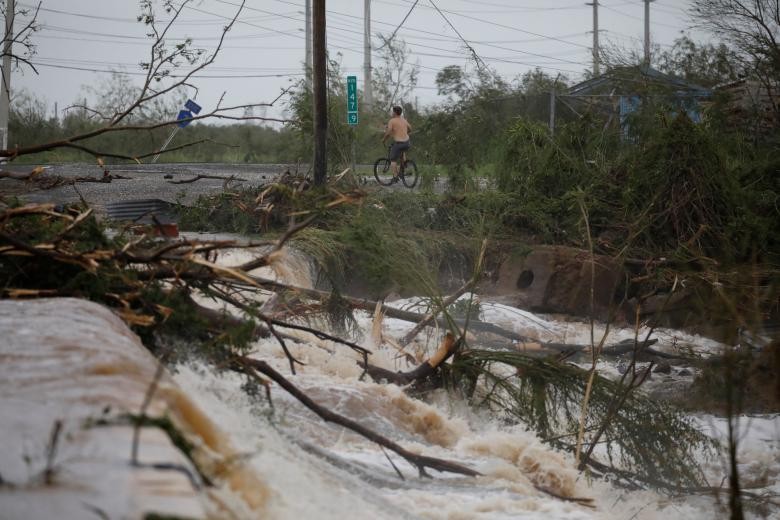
373, 158, 394, 186
401, 160, 418, 188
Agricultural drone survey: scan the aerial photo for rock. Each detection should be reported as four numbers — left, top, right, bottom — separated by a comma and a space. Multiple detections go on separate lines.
653, 361, 672, 374
678, 368, 693, 376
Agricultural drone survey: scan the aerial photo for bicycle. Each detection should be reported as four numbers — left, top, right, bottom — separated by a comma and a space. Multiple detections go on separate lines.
373, 145, 418, 188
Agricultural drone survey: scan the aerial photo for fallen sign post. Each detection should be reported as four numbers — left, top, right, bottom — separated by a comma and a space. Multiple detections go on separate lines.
152, 99, 203, 164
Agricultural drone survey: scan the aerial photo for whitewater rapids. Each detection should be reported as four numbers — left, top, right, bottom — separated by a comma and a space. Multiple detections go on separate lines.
171, 246, 780, 519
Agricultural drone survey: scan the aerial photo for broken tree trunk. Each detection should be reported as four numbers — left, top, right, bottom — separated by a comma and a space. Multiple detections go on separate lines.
361, 332, 461, 386
399, 279, 476, 347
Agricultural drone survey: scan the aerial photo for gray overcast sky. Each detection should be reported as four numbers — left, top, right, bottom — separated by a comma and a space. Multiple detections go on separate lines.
13, 0, 703, 122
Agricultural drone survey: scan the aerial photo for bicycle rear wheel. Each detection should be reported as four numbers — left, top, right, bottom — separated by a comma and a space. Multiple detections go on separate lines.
401, 160, 418, 188
373, 158, 394, 186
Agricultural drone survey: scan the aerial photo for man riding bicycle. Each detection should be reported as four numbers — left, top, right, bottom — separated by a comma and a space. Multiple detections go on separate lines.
381, 105, 412, 183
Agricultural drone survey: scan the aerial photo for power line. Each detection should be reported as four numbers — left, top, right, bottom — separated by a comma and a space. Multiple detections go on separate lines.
427, 0, 492, 74
377, 0, 419, 49
31, 1, 590, 97
41, 23, 302, 42
19, 2, 297, 26
29, 61, 307, 79
601, 29, 676, 49
32, 55, 304, 73
600, 2, 687, 30
194, 0, 589, 77
34, 33, 309, 51
438, 0, 584, 9
393, 0, 592, 49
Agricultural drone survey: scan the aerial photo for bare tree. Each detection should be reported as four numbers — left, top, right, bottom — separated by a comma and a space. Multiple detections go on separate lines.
1, 0, 41, 73
372, 36, 419, 110
1, 0, 290, 163
691, 0, 780, 112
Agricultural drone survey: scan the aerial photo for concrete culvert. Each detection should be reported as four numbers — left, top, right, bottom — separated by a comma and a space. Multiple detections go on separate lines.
516, 269, 534, 289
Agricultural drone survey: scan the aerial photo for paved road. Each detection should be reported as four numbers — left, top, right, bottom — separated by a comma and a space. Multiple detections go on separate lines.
1, 162, 448, 214
2, 163, 296, 209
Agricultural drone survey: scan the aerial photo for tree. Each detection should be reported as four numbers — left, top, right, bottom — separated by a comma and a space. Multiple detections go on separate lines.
372, 36, 419, 110
435, 65, 469, 101
77, 71, 186, 124
8, 88, 55, 147
1, 0, 41, 73
691, 0, 780, 111
0, 0, 289, 164
518, 67, 568, 97
656, 35, 742, 87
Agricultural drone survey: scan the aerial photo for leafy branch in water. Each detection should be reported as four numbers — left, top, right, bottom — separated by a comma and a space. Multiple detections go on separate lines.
446, 349, 715, 490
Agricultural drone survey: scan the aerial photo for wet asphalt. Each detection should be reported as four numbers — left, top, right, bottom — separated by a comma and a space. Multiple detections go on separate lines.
1, 162, 432, 213
2, 163, 296, 210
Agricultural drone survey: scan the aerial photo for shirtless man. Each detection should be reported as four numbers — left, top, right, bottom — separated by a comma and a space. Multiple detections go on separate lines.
381, 105, 412, 182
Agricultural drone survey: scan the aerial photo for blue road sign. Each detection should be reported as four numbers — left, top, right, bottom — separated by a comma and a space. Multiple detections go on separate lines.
177, 110, 193, 128
184, 99, 202, 114
347, 75, 358, 125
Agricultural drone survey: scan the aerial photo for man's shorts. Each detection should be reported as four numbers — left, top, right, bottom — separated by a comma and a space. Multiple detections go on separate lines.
389, 140, 411, 161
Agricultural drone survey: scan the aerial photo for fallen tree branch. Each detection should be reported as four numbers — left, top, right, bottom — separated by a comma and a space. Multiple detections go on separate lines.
236, 355, 481, 478
167, 174, 248, 184
399, 283, 469, 346
236, 214, 319, 272
206, 286, 369, 372
533, 484, 594, 508
0, 167, 45, 180
362, 332, 461, 385
233, 275, 535, 344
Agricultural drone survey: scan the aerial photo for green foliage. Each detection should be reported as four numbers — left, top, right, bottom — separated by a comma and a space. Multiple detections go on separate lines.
415, 66, 570, 184
448, 298, 482, 321
656, 35, 742, 87
323, 289, 360, 339
0, 207, 254, 356
494, 116, 615, 241
372, 37, 419, 109
331, 205, 435, 297
448, 349, 715, 489
619, 113, 757, 261
176, 190, 265, 235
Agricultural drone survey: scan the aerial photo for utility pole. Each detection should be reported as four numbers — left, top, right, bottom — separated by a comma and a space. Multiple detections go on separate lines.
312, 0, 327, 186
586, 0, 599, 76
305, 0, 312, 89
549, 87, 556, 136
644, 0, 654, 65
363, 0, 372, 107
0, 0, 14, 151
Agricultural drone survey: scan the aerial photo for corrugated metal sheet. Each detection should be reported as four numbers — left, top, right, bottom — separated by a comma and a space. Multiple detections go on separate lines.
105, 199, 176, 224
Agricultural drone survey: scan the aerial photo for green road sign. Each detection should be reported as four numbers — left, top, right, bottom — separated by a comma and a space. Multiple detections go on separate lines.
347, 75, 358, 125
